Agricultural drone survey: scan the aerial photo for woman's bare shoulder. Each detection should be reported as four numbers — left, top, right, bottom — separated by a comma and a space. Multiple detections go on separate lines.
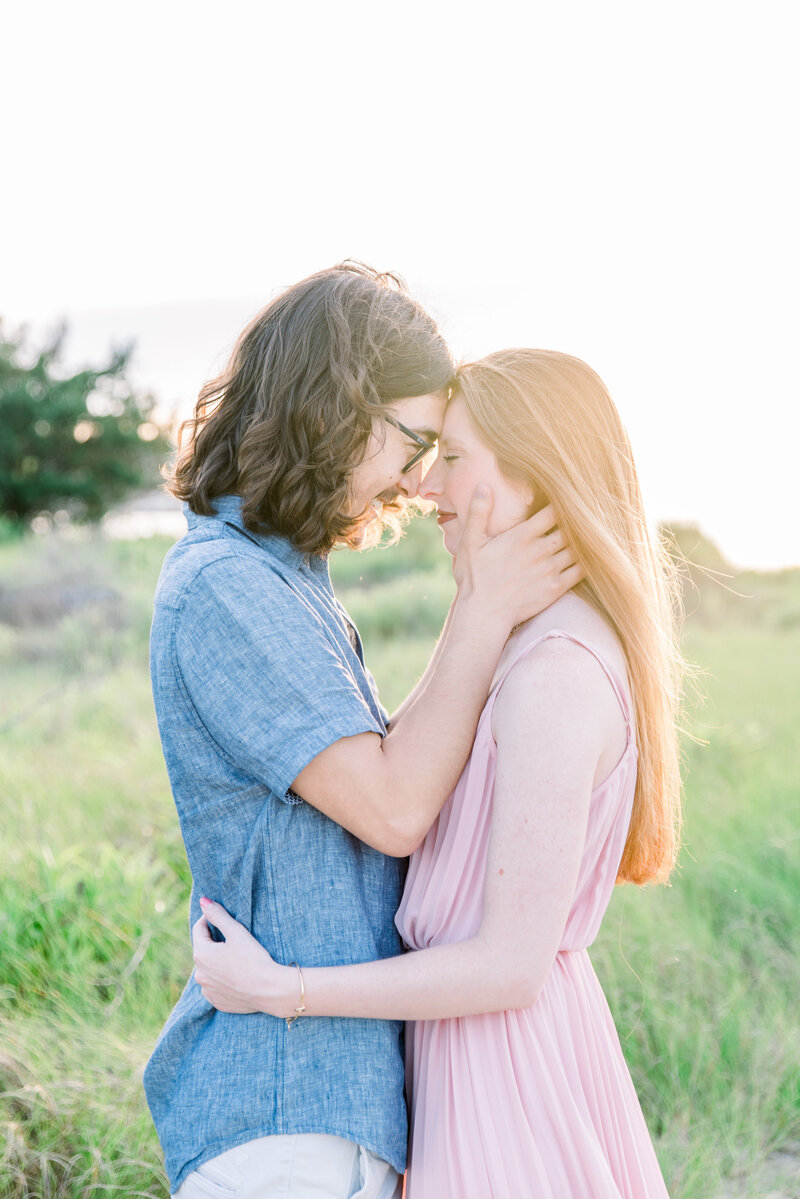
510, 592, 626, 674
491, 593, 629, 765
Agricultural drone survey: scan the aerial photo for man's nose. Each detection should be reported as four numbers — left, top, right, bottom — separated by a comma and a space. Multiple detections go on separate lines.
398, 459, 429, 499
398, 467, 422, 498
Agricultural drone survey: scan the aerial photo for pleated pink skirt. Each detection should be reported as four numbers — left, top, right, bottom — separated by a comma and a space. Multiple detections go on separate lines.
405, 951, 669, 1198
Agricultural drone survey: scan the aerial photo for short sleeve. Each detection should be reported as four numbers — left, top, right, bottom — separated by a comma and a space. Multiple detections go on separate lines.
174, 558, 383, 799
366, 667, 390, 726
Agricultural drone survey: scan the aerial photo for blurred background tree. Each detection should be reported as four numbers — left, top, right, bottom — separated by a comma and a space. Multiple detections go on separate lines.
0, 322, 170, 527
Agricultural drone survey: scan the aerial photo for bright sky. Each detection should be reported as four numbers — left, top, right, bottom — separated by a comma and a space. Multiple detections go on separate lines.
4, 1, 798, 569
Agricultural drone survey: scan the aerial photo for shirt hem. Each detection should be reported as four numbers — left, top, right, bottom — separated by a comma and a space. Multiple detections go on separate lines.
168, 1122, 406, 1192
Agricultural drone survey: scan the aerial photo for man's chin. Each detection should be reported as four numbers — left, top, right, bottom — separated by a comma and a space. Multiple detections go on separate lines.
348, 503, 384, 547
345, 493, 408, 547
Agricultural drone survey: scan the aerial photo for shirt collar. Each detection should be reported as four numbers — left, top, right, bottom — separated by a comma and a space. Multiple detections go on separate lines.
184, 495, 330, 577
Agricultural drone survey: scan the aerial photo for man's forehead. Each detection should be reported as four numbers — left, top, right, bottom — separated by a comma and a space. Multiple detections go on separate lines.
384, 407, 441, 443
387, 390, 446, 423
416, 426, 440, 442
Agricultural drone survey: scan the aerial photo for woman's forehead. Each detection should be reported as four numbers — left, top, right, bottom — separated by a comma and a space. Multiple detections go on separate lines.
441, 392, 477, 441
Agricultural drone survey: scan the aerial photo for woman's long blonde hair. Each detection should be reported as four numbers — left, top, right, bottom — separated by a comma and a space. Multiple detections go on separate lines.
457, 349, 684, 885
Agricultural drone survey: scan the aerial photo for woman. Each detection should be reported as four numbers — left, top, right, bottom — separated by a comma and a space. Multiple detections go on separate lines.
194, 348, 683, 1197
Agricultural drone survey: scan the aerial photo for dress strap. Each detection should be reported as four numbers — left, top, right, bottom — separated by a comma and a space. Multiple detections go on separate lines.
490, 628, 634, 739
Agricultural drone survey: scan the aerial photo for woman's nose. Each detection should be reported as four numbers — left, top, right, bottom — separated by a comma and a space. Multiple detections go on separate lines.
419, 458, 444, 502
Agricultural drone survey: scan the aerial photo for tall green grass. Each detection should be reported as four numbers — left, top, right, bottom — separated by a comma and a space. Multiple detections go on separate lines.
1, 520, 798, 1197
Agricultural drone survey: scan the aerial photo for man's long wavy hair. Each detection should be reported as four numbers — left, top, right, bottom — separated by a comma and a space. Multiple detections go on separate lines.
457, 349, 685, 886
168, 262, 454, 554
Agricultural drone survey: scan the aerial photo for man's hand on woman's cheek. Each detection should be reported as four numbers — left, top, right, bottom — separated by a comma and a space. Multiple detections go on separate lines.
453, 487, 584, 630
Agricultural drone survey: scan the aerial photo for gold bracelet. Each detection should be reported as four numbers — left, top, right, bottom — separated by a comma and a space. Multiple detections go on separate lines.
285, 962, 306, 1029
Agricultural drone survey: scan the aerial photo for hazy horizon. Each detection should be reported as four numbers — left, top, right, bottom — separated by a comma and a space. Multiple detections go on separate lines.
4, 2, 798, 572
14, 290, 799, 574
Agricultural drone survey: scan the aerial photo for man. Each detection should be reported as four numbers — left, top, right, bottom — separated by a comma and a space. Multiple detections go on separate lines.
145, 262, 578, 1198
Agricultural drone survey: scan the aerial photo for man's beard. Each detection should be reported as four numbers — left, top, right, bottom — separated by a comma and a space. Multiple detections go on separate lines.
348, 491, 402, 547
365, 489, 401, 518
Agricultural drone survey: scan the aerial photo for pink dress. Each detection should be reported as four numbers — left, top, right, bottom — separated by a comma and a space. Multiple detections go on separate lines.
395, 628, 670, 1198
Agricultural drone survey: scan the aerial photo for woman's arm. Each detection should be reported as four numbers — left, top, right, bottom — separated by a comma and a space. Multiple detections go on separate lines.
194, 639, 622, 1020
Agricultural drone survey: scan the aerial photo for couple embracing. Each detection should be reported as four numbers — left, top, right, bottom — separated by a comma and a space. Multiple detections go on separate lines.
145, 262, 681, 1198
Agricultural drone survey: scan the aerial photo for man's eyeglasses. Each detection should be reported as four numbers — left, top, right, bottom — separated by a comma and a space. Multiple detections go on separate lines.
384, 415, 438, 475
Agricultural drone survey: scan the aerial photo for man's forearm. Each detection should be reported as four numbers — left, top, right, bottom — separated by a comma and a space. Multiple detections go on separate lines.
289, 592, 509, 857
377, 593, 508, 849
291, 499, 577, 855
387, 597, 456, 729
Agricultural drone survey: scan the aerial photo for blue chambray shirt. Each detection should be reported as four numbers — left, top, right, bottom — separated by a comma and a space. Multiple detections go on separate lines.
144, 495, 407, 1192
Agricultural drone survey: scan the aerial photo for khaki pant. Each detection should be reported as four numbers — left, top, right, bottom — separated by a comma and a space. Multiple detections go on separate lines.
172, 1132, 403, 1199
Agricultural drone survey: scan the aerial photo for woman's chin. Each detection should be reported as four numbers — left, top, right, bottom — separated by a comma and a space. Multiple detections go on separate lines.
440, 523, 459, 557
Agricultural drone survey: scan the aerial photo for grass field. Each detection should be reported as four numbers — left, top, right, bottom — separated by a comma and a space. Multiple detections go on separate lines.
1, 517, 798, 1198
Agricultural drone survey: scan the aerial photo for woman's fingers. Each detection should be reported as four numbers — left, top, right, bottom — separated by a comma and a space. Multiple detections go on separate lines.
198, 897, 239, 935
190, 900, 277, 1015
192, 913, 212, 947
